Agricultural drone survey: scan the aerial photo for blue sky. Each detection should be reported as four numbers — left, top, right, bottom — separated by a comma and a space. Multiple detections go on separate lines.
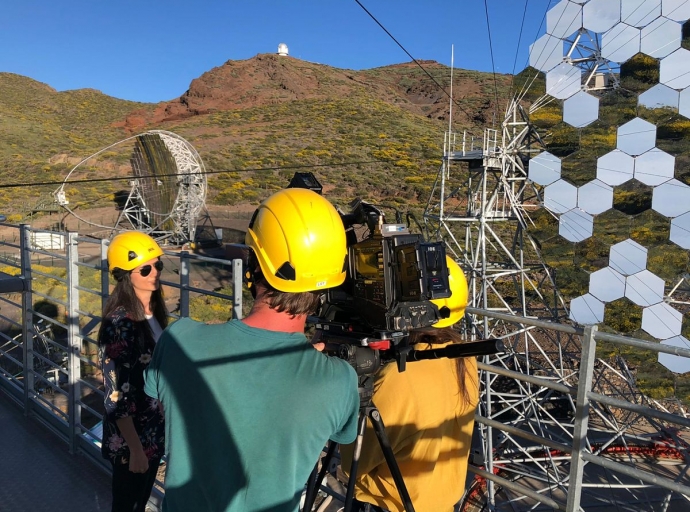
1, 1, 552, 103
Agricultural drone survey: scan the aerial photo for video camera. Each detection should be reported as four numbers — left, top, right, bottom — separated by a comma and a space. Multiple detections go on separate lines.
227, 172, 503, 378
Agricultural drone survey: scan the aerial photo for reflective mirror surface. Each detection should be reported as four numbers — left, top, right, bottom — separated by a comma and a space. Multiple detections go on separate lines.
597, 150, 635, 186
545, 179, 578, 214
547, 1, 583, 38
623, 0, 661, 27
559, 208, 594, 242
652, 179, 690, 218
624, 269, 664, 306
658, 336, 690, 373
609, 239, 648, 276
569, 293, 605, 325
589, 267, 626, 302
670, 212, 690, 249
583, 0, 621, 32
529, 151, 562, 186
642, 302, 683, 339
660, 48, 690, 89
546, 63, 582, 100
640, 17, 681, 58
634, 148, 675, 186
680, 88, 690, 118
617, 117, 656, 156
639, 84, 679, 110
530, 33, 564, 72
578, 179, 614, 215
563, 91, 599, 127
663, 0, 690, 22
602, 23, 641, 63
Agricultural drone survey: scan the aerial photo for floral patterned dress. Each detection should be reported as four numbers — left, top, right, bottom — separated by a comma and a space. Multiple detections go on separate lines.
100, 306, 165, 464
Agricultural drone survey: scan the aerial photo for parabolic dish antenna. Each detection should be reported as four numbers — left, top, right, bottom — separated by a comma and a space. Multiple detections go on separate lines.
54, 130, 207, 245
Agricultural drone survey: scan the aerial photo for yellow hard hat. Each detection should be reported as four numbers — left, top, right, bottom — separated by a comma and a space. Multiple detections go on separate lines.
107, 231, 163, 272
245, 188, 347, 293
432, 256, 469, 328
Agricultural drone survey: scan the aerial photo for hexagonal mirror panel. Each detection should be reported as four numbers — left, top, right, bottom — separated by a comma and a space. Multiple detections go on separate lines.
623, 0, 661, 27
578, 179, 614, 215
547, 0, 583, 38
609, 239, 648, 275
640, 16, 681, 58
545, 179, 578, 214
570, 293, 605, 325
663, 0, 690, 22
529, 151, 562, 186
546, 63, 583, 100
642, 302, 683, 339
658, 336, 690, 374
563, 91, 599, 127
634, 148, 675, 186
679, 87, 690, 118
660, 48, 690, 89
670, 212, 690, 249
639, 83, 679, 110
617, 118, 656, 156
559, 208, 594, 242
589, 266, 626, 302
530, 33, 564, 72
597, 150, 635, 186
652, 179, 690, 217
583, 0, 621, 32
602, 23, 641, 63
624, 269, 665, 306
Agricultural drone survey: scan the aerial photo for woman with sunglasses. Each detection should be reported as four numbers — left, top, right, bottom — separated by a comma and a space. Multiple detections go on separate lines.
98, 231, 169, 512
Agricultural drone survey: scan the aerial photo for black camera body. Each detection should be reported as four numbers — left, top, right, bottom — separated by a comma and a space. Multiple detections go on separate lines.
321, 200, 451, 335
310, 198, 453, 376
351, 228, 450, 332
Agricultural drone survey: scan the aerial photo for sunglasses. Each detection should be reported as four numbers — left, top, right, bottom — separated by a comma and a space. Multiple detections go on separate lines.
132, 260, 164, 277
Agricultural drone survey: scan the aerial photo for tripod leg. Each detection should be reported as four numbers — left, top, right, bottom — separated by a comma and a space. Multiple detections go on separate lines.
367, 407, 416, 512
303, 441, 338, 511
344, 411, 369, 512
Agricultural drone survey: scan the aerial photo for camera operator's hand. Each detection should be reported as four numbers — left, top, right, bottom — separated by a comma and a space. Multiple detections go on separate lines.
310, 330, 325, 352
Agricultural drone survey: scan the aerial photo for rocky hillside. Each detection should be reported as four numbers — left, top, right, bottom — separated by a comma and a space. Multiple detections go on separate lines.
118, 54, 507, 130
0, 54, 510, 215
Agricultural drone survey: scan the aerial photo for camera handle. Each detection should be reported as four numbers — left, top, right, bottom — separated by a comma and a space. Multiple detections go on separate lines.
302, 402, 416, 512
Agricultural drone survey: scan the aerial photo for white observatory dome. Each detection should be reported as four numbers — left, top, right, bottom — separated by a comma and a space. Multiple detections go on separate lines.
277, 43, 289, 56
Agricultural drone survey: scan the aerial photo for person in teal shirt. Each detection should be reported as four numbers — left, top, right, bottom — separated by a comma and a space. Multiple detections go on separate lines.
145, 188, 359, 511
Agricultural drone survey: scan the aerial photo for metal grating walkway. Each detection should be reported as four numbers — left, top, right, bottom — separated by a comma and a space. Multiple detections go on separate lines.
0, 392, 111, 512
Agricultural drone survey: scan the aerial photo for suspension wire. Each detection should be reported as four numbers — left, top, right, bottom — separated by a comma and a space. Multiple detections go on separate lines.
353, 0, 475, 121
482, 0, 500, 127
515, 0, 555, 110
0, 159, 388, 190
508, 0, 531, 97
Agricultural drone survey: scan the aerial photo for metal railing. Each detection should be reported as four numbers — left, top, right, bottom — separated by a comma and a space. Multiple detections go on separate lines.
1, 223, 690, 511
0, 223, 243, 508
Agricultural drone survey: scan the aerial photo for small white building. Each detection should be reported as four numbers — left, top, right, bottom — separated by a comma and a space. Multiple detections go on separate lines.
277, 43, 289, 56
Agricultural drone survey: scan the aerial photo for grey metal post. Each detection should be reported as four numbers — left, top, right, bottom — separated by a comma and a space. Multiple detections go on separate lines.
566, 324, 597, 511
179, 251, 190, 318
66, 232, 81, 454
233, 258, 243, 319
20, 224, 32, 411
101, 238, 110, 310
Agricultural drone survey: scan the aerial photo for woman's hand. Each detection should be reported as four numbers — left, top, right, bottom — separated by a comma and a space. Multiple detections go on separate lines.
128, 446, 149, 473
